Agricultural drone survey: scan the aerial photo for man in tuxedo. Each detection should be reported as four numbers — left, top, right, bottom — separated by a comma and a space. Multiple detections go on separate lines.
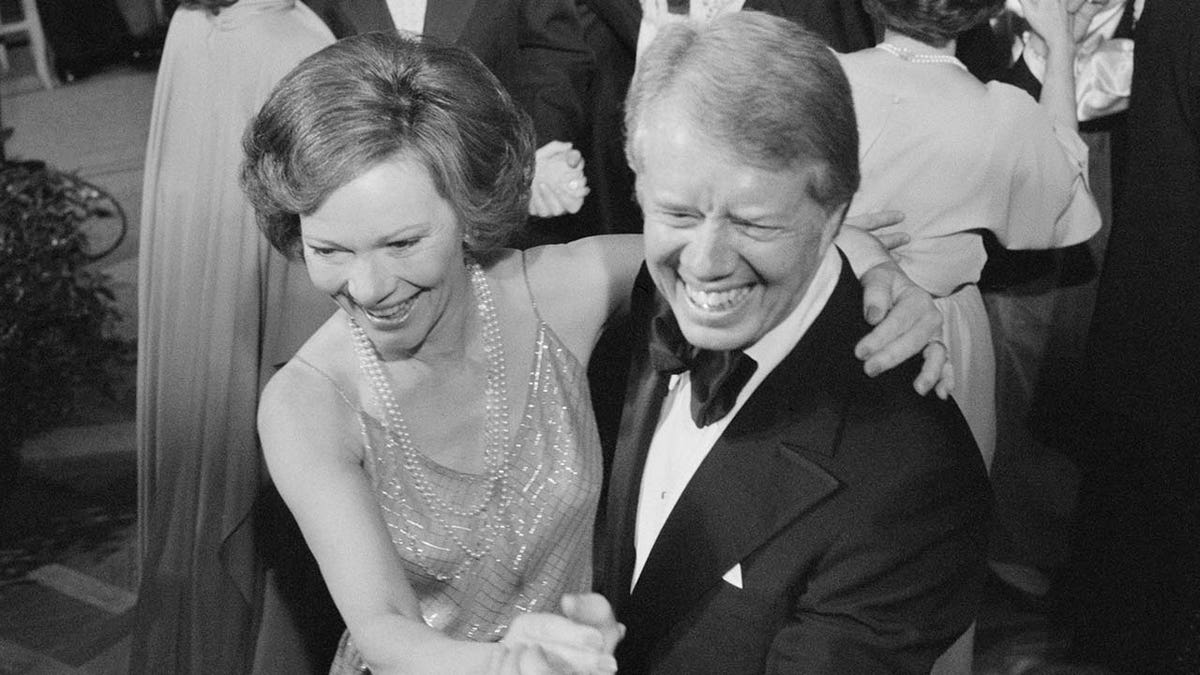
598, 13, 990, 672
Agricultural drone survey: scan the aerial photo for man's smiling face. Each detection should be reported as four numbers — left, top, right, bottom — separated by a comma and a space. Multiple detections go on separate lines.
636, 105, 842, 351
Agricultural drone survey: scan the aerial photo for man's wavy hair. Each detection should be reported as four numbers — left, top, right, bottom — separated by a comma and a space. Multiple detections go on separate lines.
625, 11, 860, 215
862, 0, 1004, 46
241, 30, 535, 259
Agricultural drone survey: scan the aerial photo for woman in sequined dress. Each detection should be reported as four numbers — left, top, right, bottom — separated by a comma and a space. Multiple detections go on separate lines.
243, 32, 632, 674
242, 30, 954, 675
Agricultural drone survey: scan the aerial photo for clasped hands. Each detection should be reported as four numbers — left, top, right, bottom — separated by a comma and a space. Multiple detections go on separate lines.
494, 593, 624, 674
529, 141, 590, 218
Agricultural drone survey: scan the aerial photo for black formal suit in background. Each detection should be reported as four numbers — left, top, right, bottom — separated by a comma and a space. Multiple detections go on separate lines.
1065, 0, 1200, 669
600, 255, 991, 673
582, 0, 876, 54
302, 0, 593, 147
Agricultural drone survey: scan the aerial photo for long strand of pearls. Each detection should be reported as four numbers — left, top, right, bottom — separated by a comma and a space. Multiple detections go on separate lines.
350, 259, 513, 581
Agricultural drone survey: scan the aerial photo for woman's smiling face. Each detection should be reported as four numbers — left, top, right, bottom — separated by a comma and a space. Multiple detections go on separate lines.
300, 156, 471, 359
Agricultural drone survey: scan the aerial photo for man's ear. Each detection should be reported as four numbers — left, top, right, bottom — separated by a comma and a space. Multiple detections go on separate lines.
820, 202, 850, 251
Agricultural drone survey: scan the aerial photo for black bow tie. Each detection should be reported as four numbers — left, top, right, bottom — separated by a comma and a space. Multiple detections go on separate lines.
648, 306, 758, 427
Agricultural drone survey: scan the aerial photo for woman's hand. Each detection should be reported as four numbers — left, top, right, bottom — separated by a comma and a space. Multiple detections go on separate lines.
641, 0, 687, 30
843, 209, 908, 251
561, 593, 624, 655
854, 259, 954, 399
501, 610, 618, 674
530, 141, 590, 218
492, 643, 594, 675
1021, 0, 1074, 52
1068, 0, 1112, 43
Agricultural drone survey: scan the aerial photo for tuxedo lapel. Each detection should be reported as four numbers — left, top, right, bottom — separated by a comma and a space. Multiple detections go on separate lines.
423, 0, 478, 43
620, 254, 865, 654
624, 428, 841, 646
604, 267, 670, 610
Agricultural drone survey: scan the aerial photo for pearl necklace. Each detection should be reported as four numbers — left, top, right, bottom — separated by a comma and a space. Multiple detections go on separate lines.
876, 42, 967, 70
349, 259, 513, 581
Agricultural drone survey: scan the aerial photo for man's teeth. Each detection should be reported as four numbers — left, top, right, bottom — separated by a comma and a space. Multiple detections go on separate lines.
685, 284, 750, 311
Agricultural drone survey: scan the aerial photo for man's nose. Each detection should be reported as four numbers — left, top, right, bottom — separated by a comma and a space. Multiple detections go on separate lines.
680, 218, 735, 279
345, 255, 396, 306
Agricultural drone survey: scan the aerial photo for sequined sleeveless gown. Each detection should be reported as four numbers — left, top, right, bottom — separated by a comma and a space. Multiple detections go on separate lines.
326, 268, 602, 674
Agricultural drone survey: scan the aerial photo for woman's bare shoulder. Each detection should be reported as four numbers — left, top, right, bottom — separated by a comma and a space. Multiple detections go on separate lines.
260, 314, 362, 459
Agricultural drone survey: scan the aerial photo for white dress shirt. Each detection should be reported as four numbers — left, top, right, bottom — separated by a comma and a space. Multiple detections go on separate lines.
631, 248, 842, 589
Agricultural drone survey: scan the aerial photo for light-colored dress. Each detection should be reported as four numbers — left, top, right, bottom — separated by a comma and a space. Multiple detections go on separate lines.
322, 278, 603, 673
133, 2, 334, 671
838, 50, 1101, 469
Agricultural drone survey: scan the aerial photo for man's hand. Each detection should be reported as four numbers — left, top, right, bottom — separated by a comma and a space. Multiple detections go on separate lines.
855, 260, 954, 399
530, 141, 590, 217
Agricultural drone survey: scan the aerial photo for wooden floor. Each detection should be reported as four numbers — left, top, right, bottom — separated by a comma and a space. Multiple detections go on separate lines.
1, 393, 136, 673
0, 444, 136, 674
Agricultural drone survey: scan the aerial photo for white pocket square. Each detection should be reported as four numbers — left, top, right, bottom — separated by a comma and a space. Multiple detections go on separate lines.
722, 564, 743, 589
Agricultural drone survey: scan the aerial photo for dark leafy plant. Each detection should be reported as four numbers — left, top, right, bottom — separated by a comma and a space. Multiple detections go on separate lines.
1, 160, 132, 453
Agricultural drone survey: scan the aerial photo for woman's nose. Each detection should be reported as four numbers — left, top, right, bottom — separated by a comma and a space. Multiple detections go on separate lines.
345, 256, 396, 306
680, 218, 735, 279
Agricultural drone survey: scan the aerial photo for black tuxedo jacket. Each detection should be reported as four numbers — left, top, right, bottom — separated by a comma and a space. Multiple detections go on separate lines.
302, 0, 593, 146
582, 0, 877, 54
600, 254, 990, 673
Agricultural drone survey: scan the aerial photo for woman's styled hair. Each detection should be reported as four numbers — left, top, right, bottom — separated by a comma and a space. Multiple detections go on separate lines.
862, 0, 1004, 46
624, 11, 860, 214
241, 31, 535, 258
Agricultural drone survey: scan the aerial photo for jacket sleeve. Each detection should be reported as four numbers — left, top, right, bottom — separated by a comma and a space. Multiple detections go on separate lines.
579, 0, 641, 53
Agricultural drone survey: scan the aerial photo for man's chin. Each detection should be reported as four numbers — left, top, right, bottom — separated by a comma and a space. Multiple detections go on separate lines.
676, 320, 756, 352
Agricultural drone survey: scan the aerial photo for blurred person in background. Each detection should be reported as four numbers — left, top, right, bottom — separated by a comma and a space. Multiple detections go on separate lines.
133, 0, 334, 671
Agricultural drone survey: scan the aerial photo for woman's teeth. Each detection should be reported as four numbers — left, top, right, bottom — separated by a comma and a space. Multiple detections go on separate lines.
364, 296, 416, 323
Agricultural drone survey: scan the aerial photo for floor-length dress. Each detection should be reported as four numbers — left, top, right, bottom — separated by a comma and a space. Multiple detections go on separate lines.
839, 50, 1101, 469
133, 3, 333, 671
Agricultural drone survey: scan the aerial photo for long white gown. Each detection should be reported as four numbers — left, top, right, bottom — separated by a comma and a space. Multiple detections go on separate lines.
134, 2, 333, 671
